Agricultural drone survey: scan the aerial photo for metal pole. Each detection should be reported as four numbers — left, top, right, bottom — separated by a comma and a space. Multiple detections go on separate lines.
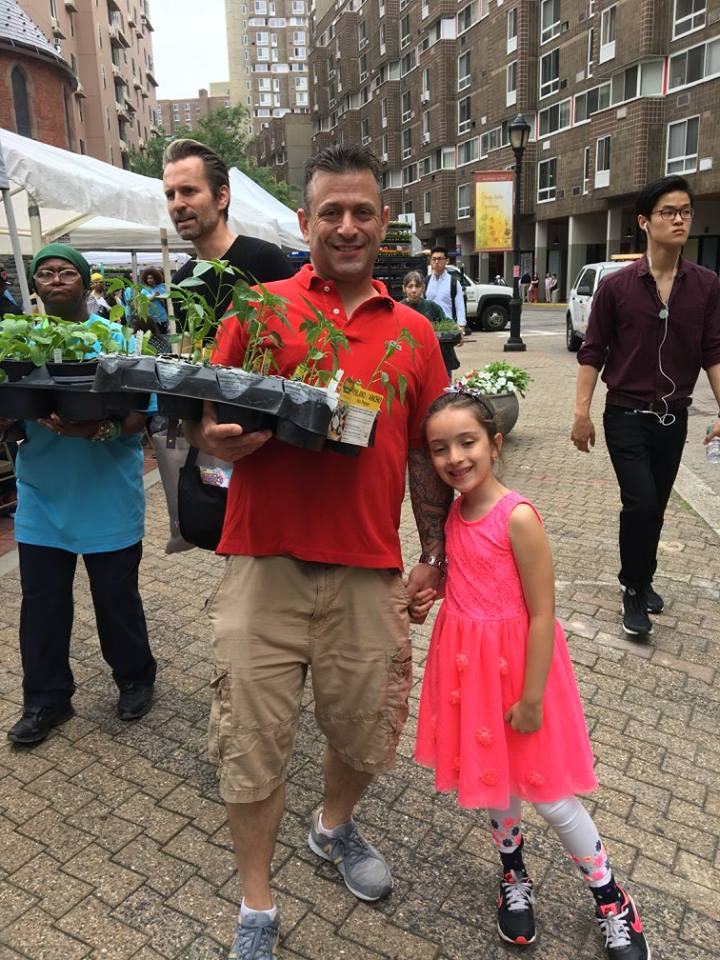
504, 147, 526, 352
160, 227, 176, 336
1, 188, 33, 313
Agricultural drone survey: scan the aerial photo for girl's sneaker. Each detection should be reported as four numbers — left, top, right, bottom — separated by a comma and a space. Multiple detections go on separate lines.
497, 870, 536, 946
595, 888, 651, 960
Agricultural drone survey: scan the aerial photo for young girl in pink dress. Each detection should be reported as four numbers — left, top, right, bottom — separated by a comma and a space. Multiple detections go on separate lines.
412, 388, 650, 960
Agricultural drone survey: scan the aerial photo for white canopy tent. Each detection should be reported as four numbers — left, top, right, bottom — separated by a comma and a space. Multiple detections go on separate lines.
0, 128, 307, 262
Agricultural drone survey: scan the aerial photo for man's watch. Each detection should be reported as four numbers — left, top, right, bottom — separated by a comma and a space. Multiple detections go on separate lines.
419, 552, 448, 576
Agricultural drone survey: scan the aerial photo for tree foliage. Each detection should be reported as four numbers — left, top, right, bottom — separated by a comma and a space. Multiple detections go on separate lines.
128, 105, 300, 208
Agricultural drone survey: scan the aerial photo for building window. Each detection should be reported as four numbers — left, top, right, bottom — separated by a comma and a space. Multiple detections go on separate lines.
400, 14, 410, 48
666, 116, 699, 173
540, 0, 560, 44
457, 3, 475, 34
11, 66, 32, 137
457, 182, 471, 219
583, 145, 591, 194
507, 61, 517, 106
574, 82, 611, 122
458, 51, 471, 91
381, 97, 388, 127
595, 136, 611, 188
538, 98, 571, 136
401, 90, 412, 123
422, 109, 430, 142
600, 5, 616, 63
423, 190, 431, 224
537, 157, 557, 202
457, 137, 479, 166
458, 95, 472, 135
361, 118, 370, 145
402, 127, 412, 160
421, 67, 431, 101
673, 0, 706, 38
668, 38, 720, 90
539, 49, 560, 98
587, 27, 595, 77
507, 7, 518, 54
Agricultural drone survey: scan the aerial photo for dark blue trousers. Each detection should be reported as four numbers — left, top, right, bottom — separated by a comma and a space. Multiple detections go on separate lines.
18, 541, 156, 708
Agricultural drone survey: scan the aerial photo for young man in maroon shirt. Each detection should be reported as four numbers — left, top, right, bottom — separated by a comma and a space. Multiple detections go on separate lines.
571, 175, 720, 636
184, 145, 450, 960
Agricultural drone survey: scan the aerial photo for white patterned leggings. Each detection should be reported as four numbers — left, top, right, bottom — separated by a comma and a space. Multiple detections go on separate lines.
488, 795, 613, 887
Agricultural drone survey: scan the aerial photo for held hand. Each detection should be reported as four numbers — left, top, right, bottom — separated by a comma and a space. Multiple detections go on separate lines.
199, 406, 271, 462
37, 414, 100, 439
407, 587, 437, 624
504, 700, 543, 734
570, 413, 595, 452
703, 420, 720, 444
404, 563, 442, 624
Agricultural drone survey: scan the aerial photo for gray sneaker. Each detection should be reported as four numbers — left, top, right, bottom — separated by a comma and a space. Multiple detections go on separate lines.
308, 811, 393, 901
227, 911, 280, 960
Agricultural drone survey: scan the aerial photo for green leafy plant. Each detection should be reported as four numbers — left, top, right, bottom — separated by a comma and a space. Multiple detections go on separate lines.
291, 299, 349, 387
432, 319, 463, 334
0, 314, 120, 382
457, 361, 532, 397
366, 327, 419, 413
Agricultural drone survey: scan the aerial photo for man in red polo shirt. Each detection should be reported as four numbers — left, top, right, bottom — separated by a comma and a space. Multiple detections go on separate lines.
184, 145, 450, 960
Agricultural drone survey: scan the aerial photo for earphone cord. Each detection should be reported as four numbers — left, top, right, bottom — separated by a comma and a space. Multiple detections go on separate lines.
646, 252, 679, 427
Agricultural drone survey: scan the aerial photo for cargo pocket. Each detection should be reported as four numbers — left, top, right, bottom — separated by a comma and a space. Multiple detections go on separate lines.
387, 648, 413, 747
207, 661, 230, 766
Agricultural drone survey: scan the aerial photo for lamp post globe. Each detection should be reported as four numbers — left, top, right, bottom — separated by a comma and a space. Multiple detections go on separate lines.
504, 113, 531, 352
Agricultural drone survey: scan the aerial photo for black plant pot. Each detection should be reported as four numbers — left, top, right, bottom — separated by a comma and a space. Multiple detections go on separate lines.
0, 360, 36, 383
53, 387, 151, 421
46, 360, 99, 383
215, 402, 277, 433
158, 393, 205, 421
274, 418, 326, 451
0, 385, 55, 420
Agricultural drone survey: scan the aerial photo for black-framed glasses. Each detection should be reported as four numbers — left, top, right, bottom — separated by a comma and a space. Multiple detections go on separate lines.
652, 206, 694, 222
34, 268, 82, 283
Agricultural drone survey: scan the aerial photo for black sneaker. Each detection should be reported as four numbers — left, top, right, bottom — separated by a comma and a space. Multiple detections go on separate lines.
7, 703, 74, 745
595, 887, 650, 960
621, 588, 653, 636
497, 870, 536, 946
643, 586, 664, 615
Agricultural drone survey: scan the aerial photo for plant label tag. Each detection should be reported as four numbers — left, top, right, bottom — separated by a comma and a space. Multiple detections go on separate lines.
328, 381, 383, 447
53, 349, 63, 364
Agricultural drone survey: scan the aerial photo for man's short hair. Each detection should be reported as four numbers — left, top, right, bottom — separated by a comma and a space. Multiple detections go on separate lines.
303, 144, 383, 212
163, 138, 230, 221
635, 176, 694, 218
430, 246, 448, 258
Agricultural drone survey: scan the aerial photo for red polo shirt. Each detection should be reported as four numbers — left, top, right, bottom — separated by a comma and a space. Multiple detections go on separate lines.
212, 264, 448, 568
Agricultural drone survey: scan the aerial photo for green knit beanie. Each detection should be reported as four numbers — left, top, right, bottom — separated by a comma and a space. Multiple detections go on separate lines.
29, 243, 92, 290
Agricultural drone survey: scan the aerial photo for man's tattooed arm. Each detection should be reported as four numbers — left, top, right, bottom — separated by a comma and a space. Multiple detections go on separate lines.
408, 447, 453, 555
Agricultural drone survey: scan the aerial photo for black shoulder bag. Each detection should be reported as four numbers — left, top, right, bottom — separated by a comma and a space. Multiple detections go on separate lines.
177, 446, 227, 551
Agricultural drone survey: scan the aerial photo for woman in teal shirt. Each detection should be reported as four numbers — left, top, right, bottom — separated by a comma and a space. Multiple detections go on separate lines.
0, 244, 156, 746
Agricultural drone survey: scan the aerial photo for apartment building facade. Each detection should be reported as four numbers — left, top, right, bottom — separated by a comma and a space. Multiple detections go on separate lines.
226, 0, 312, 135
252, 111, 312, 187
309, 0, 720, 290
5, 0, 158, 167
157, 82, 231, 135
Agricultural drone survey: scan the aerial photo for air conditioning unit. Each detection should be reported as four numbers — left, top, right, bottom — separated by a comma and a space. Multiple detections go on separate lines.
421, 91, 430, 102
422, 132, 431, 144
50, 16, 65, 38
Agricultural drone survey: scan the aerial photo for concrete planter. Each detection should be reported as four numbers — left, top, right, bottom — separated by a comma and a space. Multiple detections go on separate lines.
488, 392, 520, 435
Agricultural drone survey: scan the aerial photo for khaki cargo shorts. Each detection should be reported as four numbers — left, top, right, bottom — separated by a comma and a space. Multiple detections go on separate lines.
206, 555, 412, 804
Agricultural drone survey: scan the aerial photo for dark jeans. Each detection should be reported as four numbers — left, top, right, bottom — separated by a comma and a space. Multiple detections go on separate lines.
603, 405, 688, 591
18, 542, 156, 709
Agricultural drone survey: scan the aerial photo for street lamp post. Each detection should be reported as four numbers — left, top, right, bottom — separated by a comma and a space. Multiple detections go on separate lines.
504, 113, 531, 353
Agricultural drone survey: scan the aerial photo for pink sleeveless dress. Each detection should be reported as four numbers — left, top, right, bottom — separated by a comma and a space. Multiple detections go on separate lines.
415, 491, 597, 809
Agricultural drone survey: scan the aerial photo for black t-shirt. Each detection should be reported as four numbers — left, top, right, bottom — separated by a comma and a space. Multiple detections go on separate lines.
172, 234, 293, 324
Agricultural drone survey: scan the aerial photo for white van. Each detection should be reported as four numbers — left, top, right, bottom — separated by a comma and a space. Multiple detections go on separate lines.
566, 260, 631, 351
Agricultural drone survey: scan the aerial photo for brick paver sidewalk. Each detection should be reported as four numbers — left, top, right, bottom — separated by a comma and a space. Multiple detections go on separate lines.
0, 330, 717, 959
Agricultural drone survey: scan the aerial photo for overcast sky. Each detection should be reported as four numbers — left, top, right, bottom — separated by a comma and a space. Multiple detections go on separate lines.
152, 0, 229, 100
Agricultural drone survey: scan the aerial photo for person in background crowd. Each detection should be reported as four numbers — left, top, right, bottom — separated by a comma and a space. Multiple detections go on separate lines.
520, 271, 531, 302
139, 267, 169, 332
86, 273, 112, 319
425, 246, 467, 333
571, 175, 720, 637
163, 139, 293, 328
544, 273, 554, 302
0, 243, 157, 746
1, 269, 18, 318
550, 273, 559, 303
184, 145, 450, 960
401, 270, 460, 381
529, 272, 540, 303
